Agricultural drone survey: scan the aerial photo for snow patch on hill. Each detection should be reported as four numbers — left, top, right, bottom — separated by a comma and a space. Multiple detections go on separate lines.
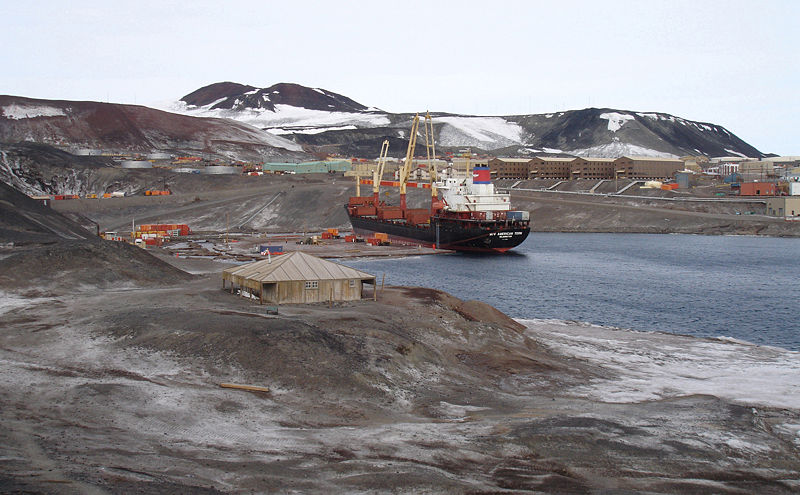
568, 142, 678, 158
636, 112, 676, 123
599, 112, 635, 132
436, 116, 525, 148
1, 104, 67, 120
163, 101, 389, 134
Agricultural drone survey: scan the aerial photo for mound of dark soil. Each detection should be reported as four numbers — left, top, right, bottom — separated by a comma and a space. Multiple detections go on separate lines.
0, 240, 192, 291
0, 179, 97, 243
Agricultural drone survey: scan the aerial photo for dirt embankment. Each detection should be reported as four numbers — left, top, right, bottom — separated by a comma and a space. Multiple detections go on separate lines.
44, 172, 800, 238
512, 190, 800, 237
1, 251, 799, 493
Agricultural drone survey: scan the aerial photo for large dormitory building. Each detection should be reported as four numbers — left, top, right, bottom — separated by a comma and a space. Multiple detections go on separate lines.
487, 156, 687, 180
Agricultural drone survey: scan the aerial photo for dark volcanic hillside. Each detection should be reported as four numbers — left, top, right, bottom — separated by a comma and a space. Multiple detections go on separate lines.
0, 179, 192, 289
181, 81, 370, 113
172, 81, 765, 159
0, 179, 99, 244
506, 108, 764, 158
0, 95, 310, 162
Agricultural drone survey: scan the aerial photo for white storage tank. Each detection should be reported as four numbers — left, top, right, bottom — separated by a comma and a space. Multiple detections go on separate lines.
120, 160, 153, 169
201, 166, 240, 175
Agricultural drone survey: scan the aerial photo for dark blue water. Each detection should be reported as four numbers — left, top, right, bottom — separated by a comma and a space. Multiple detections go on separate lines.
341, 233, 800, 351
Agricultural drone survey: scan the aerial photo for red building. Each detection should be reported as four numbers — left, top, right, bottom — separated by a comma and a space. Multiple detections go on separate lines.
739, 182, 777, 196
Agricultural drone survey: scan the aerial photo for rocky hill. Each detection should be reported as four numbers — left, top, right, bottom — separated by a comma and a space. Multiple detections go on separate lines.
165, 82, 764, 159
0, 95, 310, 162
0, 178, 192, 289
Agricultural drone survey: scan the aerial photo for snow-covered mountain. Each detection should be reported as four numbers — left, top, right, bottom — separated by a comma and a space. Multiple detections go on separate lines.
0, 95, 309, 162
0, 83, 764, 162
162, 82, 764, 159
161, 82, 390, 136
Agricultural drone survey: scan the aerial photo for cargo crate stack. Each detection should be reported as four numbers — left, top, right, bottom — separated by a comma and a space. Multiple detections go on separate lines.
134, 223, 191, 246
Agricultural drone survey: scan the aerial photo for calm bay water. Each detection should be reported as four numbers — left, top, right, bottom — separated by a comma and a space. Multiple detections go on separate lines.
341, 233, 800, 351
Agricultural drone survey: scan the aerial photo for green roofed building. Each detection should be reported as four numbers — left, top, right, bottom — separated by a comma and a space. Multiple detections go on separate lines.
262, 160, 351, 174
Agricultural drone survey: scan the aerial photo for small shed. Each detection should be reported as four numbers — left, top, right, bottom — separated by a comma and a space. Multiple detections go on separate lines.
222, 251, 376, 304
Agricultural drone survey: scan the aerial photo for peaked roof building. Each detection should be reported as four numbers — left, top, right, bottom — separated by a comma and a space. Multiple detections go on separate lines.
222, 251, 376, 304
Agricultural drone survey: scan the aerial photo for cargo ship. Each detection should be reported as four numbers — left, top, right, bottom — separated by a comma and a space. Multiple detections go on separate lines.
345, 114, 530, 253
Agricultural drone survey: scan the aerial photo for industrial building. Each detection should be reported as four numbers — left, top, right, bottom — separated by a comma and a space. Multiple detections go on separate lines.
261, 160, 351, 174
487, 158, 533, 179
739, 182, 777, 196
221, 251, 376, 305
766, 197, 800, 218
739, 161, 778, 181
570, 157, 617, 179
488, 155, 685, 180
613, 156, 685, 179
529, 157, 574, 179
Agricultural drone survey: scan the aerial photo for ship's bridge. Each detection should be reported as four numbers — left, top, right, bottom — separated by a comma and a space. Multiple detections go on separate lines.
435, 175, 511, 213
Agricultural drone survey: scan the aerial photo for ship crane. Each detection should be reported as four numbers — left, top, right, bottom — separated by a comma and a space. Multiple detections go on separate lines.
398, 112, 439, 214
344, 112, 531, 253
372, 139, 389, 207
398, 114, 420, 212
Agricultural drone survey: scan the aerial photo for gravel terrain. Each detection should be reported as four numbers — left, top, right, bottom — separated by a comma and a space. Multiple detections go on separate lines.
2, 166, 799, 493
2, 260, 798, 493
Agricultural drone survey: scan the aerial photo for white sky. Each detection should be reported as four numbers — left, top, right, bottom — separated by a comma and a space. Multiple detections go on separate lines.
1, 0, 797, 155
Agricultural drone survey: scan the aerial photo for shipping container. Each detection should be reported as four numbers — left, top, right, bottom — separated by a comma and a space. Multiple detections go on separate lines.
349, 196, 374, 206
355, 205, 377, 216
378, 207, 403, 220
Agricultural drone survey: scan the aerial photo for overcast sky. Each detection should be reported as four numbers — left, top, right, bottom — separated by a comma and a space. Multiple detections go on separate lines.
2, 0, 797, 154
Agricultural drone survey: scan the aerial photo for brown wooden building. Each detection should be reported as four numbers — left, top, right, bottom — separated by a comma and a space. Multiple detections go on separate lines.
222, 252, 376, 305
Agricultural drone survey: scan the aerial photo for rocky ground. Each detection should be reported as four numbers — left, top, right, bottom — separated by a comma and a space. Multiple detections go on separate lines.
42, 172, 800, 239
2, 165, 800, 493
2, 253, 799, 493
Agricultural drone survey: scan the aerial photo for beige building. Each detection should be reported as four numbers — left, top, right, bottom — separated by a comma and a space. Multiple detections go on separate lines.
613, 156, 685, 179
740, 160, 778, 180
571, 157, 617, 179
222, 252, 376, 305
487, 158, 533, 179
766, 197, 800, 218
529, 157, 574, 178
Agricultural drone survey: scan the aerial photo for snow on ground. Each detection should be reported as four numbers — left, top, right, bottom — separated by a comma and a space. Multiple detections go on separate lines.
724, 148, 749, 158
161, 100, 389, 133
522, 319, 800, 410
268, 125, 357, 136
599, 112, 635, 132
435, 116, 525, 148
568, 142, 678, 158
0, 291, 48, 315
635, 112, 676, 123
1, 103, 67, 119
